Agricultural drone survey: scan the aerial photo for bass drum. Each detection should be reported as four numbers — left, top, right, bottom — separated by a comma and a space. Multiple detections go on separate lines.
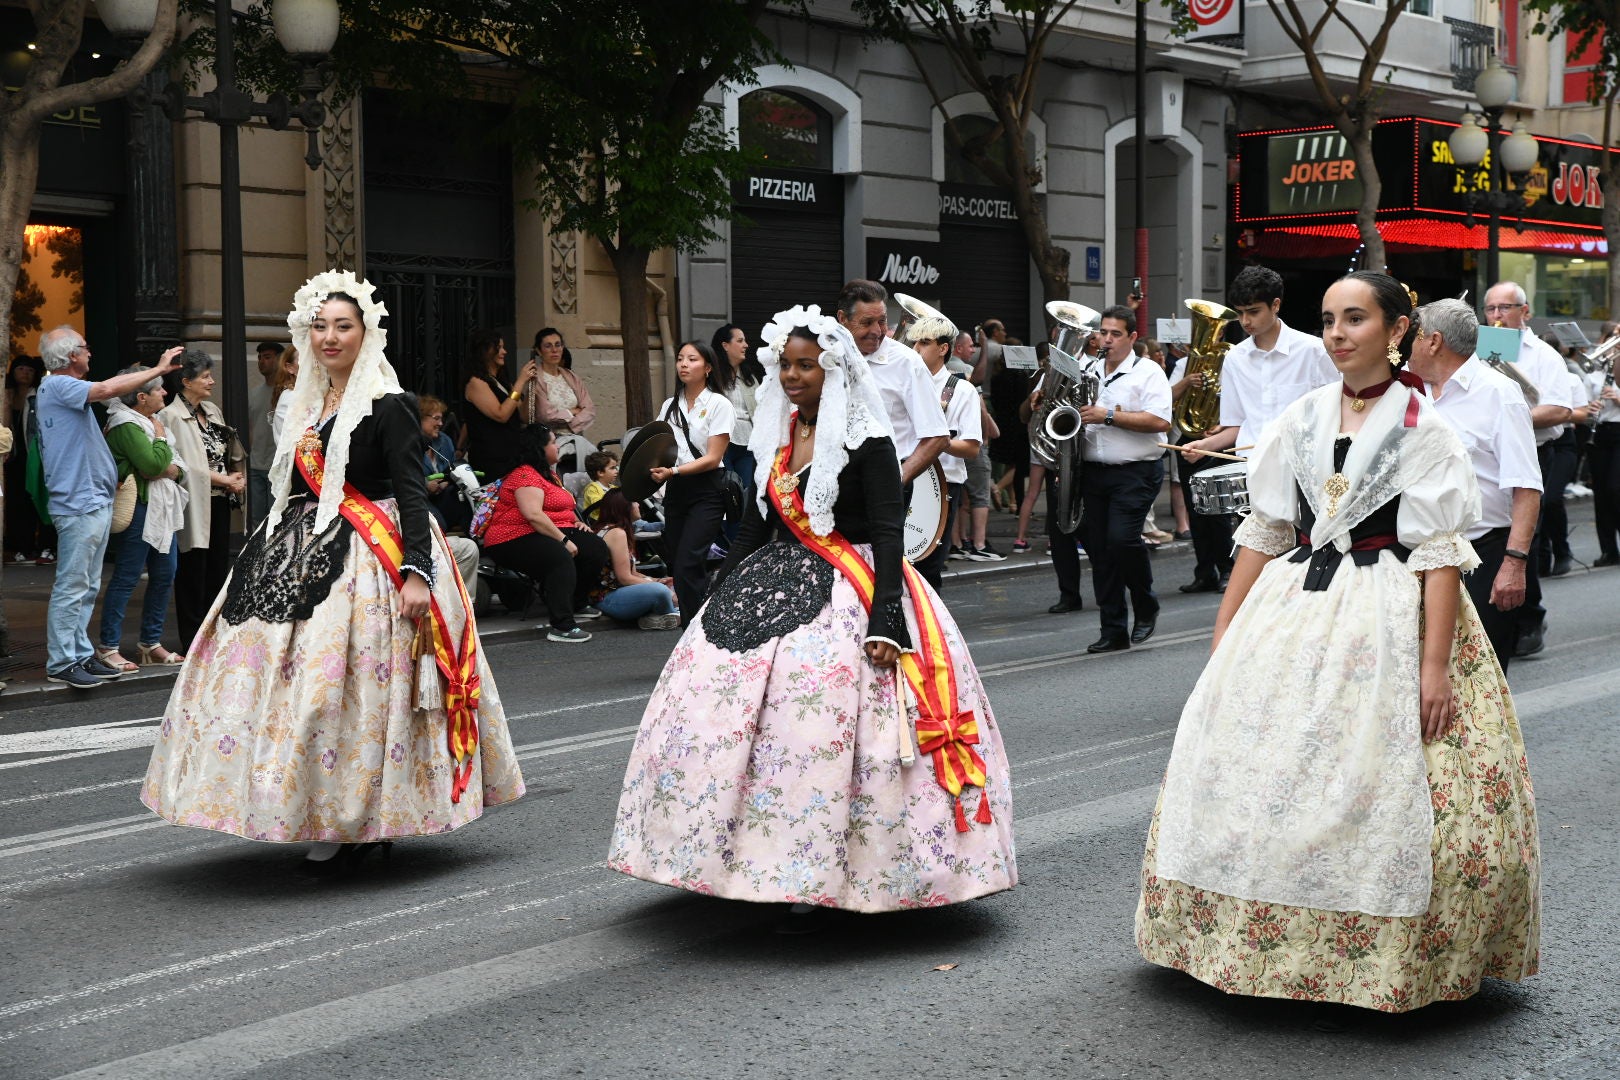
903, 460, 950, 563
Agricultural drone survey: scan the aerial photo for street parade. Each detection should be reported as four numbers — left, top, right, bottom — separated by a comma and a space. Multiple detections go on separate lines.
0, 2, 1615, 1078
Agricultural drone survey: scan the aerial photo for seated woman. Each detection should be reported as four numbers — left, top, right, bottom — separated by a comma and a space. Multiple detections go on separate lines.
417, 393, 464, 530
462, 329, 534, 480
1135, 271, 1539, 1012
588, 489, 679, 630
480, 424, 609, 643
610, 305, 1017, 920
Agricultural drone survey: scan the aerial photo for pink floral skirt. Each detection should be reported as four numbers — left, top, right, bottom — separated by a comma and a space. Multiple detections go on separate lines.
609, 541, 1017, 912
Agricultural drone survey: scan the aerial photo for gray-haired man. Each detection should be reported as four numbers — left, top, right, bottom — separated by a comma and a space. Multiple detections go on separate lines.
36, 327, 181, 688
1408, 299, 1542, 670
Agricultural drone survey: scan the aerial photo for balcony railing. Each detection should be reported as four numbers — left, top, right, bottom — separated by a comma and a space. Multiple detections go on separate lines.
1446, 16, 1496, 93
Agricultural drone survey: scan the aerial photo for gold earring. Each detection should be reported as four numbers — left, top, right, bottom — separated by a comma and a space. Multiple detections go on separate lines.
1386, 341, 1401, 368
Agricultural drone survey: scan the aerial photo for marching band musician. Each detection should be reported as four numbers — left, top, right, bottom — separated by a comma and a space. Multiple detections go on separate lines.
1585, 323, 1620, 567
1076, 305, 1172, 652
1407, 299, 1543, 669
834, 280, 949, 487
1178, 267, 1336, 593
905, 314, 982, 590
1481, 281, 1576, 658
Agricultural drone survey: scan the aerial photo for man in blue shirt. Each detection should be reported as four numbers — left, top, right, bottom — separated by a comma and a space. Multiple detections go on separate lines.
36, 326, 181, 688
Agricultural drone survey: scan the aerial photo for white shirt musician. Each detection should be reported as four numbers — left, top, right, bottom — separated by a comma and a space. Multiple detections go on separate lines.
835, 280, 948, 483
1481, 283, 1577, 445
1073, 307, 1172, 654
1409, 298, 1541, 671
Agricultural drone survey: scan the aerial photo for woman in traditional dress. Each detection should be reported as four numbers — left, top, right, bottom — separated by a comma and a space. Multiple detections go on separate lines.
142, 271, 526, 870
1136, 271, 1540, 1011
610, 305, 1017, 916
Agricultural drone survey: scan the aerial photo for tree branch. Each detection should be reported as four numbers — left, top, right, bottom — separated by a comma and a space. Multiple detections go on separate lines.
17, 0, 180, 126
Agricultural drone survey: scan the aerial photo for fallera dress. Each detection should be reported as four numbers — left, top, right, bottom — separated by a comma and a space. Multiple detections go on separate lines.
609, 436, 1017, 912
1135, 381, 1540, 1011
141, 395, 526, 843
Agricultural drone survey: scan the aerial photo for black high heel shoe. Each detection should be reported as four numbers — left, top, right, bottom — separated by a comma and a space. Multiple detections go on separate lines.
302, 841, 393, 876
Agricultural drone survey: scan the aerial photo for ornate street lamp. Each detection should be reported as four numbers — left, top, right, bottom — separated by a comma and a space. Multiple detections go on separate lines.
100, 0, 339, 526
1448, 56, 1540, 291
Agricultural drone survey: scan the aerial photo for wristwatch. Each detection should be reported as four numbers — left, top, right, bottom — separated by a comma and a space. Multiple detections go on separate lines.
672, 464, 681, 477
1104, 408, 1116, 427
1503, 547, 1529, 561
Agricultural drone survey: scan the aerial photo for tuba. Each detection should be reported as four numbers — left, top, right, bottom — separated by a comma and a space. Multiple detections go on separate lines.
1172, 298, 1240, 438
1031, 301, 1101, 534
893, 292, 953, 344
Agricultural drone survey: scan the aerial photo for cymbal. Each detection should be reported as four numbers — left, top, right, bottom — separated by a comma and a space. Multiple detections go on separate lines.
620, 420, 678, 502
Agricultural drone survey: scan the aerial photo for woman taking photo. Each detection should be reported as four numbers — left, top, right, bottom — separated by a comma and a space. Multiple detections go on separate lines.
526, 327, 596, 434
611, 305, 1016, 919
648, 340, 734, 625
159, 350, 245, 648
712, 323, 762, 545
143, 271, 525, 869
462, 328, 533, 480
1136, 271, 1540, 1011
589, 489, 679, 630
480, 423, 609, 643
96, 358, 189, 671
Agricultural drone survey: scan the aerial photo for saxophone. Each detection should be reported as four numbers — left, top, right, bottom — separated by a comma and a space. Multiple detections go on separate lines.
1172, 299, 1240, 438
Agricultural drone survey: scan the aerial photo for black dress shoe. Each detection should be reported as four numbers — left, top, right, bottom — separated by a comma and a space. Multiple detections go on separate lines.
1595, 553, 1620, 568
1179, 578, 1221, 594
1086, 636, 1130, 654
1048, 598, 1084, 614
1514, 624, 1545, 658
1130, 619, 1157, 645
1548, 556, 1572, 577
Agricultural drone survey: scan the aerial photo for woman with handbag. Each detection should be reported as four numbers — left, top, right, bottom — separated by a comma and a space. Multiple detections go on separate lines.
159, 350, 246, 649
648, 341, 734, 626
97, 358, 190, 672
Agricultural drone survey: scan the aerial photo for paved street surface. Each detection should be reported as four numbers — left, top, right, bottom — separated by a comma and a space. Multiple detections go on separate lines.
1, 534, 1615, 1079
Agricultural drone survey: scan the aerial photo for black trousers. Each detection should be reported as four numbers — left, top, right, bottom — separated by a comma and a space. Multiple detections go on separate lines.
175, 498, 233, 649
663, 471, 727, 626
1518, 442, 1561, 633
1464, 526, 1519, 672
1535, 430, 1577, 566
1591, 422, 1620, 559
1178, 448, 1234, 583
915, 481, 962, 591
484, 527, 609, 630
1079, 459, 1161, 639
1046, 469, 1083, 605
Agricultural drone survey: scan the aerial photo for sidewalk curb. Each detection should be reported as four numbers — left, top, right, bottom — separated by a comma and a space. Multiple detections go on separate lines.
0, 550, 1087, 712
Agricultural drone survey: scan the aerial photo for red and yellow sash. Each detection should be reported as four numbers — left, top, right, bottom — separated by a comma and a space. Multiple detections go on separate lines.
296, 433, 483, 803
770, 436, 992, 831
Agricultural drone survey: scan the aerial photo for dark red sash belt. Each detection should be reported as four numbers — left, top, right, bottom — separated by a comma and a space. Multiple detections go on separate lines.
1290, 532, 1410, 591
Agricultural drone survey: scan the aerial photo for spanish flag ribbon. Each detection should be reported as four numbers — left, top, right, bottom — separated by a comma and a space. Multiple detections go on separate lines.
770, 433, 991, 831
296, 433, 483, 803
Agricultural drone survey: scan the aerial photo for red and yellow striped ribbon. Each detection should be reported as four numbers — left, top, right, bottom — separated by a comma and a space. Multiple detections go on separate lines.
296, 434, 483, 803
770, 433, 991, 831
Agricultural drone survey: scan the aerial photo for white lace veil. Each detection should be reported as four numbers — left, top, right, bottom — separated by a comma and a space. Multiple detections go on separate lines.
751, 304, 893, 536
265, 270, 403, 535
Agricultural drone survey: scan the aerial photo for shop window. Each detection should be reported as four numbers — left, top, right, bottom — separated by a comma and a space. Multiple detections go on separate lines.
1502, 250, 1611, 322
11, 224, 84, 358
738, 89, 832, 171
1564, 27, 1604, 105
943, 114, 1036, 187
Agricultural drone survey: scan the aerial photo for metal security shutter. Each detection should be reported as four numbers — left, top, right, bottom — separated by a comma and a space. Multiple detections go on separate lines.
730, 205, 844, 350
937, 223, 1031, 343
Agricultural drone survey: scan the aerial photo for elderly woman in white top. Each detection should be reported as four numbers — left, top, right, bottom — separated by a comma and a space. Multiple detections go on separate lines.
648, 340, 734, 625
96, 355, 190, 671
158, 349, 245, 648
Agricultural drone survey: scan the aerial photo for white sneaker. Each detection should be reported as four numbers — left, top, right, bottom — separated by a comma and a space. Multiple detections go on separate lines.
1565, 482, 1592, 499
637, 612, 681, 631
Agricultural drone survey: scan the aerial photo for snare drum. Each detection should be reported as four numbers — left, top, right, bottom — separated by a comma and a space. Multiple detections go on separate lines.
1189, 461, 1250, 516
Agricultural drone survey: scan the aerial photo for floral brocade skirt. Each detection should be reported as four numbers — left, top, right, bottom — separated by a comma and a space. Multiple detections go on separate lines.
140, 501, 526, 843
608, 541, 1017, 913
1135, 594, 1540, 1012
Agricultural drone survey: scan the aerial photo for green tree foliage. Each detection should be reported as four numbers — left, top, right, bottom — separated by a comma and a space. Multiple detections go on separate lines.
216, 0, 795, 423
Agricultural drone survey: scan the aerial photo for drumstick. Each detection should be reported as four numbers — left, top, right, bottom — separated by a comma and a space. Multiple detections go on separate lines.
1156, 443, 1246, 463
1231, 444, 1255, 453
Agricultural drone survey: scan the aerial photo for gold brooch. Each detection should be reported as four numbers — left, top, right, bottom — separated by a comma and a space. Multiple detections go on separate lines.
1324, 473, 1350, 518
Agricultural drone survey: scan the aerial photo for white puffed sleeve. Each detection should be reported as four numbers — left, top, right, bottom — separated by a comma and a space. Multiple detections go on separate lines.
1230, 420, 1299, 556
1399, 436, 1482, 573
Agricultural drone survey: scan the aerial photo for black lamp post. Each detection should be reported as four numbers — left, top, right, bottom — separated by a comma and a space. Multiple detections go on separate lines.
100, 0, 338, 526
1448, 56, 1540, 292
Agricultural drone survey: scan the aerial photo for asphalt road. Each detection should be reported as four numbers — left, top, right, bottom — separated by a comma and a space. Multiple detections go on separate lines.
1, 536, 1616, 1080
